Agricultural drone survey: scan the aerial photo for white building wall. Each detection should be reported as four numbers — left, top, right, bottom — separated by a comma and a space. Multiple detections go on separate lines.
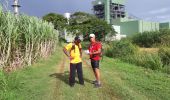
106, 25, 126, 41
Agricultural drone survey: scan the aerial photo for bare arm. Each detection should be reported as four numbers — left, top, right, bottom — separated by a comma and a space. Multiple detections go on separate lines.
79, 48, 82, 57
63, 48, 70, 57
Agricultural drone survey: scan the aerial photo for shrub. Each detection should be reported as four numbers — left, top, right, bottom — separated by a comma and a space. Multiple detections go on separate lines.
121, 53, 163, 70
158, 47, 170, 67
162, 65, 170, 74
131, 31, 161, 47
159, 29, 170, 47
105, 40, 138, 58
131, 29, 170, 47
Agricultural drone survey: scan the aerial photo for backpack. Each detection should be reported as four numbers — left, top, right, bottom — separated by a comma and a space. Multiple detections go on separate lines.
70, 43, 81, 53
98, 42, 103, 58
100, 42, 104, 61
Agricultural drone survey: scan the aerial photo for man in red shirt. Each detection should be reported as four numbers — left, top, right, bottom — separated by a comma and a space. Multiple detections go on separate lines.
88, 34, 102, 88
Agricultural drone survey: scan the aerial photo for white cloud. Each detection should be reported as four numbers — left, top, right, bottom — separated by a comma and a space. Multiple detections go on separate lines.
148, 7, 170, 14
142, 14, 170, 22
156, 15, 170, 19
137, 7, 170, 16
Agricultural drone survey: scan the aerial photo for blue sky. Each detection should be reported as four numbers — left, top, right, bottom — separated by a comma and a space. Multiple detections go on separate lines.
1, 0, 170, 22
126, 0, 170, 22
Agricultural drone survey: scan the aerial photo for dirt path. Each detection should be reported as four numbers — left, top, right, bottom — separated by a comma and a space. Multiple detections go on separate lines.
51, 54, 67, 99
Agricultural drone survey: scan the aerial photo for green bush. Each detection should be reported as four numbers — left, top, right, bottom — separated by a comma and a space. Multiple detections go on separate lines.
158, 47, 170, 67
131, 29, 170, 47
105, 40, 138, 58
131, 31, 161, 47
159, 29, 170, 47
162, 65, 170, 74
121, 53, 163, 70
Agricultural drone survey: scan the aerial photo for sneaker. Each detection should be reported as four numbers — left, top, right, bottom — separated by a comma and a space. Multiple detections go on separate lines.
92, 80, 97, 84
69, 83, 75, 87
94, 83, 101, 88
79, 82, 85, 86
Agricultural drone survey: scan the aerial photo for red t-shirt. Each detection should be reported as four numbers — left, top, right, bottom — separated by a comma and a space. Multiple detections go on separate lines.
88, 42, 102, 61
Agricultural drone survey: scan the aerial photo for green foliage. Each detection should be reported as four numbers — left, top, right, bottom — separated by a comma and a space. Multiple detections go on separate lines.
42, 12, 115, 41
0, 48, 62, 100
42, 13, 67, 30
105, 40, 138, 58
158, 47, 170, 67
162, 65, 170, 74
131, 31, 161, 47
131, 29, 170, 47
159, 29, 170, 47
68, 12, 115, 41
0, 7, 58, 69
121, 53, 163, 70
105, 39, 164, 70
1, 48, 170, 99
0, 70, 21, 99
0, 70, 6, 93
102, 57, 170, 100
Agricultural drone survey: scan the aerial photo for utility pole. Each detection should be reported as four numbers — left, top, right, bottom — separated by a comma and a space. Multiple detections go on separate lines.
12, 0, 21, 16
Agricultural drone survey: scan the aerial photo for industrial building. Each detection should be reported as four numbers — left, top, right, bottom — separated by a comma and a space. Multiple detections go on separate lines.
112, 18, 159, 36
160, 22, 170, 29
92, 0, 169, 38
93, 0, 126, 24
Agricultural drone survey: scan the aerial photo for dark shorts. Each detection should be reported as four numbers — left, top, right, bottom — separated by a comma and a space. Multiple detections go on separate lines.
91, 60, 100, 69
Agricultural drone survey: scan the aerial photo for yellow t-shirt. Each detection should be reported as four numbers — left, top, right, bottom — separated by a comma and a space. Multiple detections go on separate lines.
65, 43, 82, 64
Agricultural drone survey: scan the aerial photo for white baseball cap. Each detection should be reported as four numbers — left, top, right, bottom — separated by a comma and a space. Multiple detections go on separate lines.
89, 34, 95, 38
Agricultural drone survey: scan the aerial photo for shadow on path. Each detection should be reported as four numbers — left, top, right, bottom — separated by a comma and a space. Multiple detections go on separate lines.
49, 71, 93, 85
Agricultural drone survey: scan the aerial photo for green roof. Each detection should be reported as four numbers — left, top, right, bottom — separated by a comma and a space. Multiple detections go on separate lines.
92, 0, 126, 5
111, 0, 126, 4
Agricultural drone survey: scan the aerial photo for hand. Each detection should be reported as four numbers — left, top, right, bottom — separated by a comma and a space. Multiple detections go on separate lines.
89, 52, 92, 55
80, 54, 82, 58
69, 56, 74, 60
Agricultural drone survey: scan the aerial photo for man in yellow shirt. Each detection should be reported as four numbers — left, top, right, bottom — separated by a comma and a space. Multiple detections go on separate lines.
63, 36, 84, 87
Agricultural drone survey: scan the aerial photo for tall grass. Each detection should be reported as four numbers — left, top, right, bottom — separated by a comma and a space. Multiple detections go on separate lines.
131, 29, 170, 48
0, 6, 59, 99
105, 40, 138, 58
159, 29, 170, 47
158, 47, 170, 73
0, 7, 58, 71
131, 31, 161, 47
0, 69, 21, 99
105, 40, 164, 71
121, 53, 163, 70
158, 47, 170, 67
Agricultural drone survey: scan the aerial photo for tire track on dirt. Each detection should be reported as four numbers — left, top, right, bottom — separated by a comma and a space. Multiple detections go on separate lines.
51, 55, 66, 100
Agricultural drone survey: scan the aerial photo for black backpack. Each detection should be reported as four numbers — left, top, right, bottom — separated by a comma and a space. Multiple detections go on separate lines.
70, 43, 81, 53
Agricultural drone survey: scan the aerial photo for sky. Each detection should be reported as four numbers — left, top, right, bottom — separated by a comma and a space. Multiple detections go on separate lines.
1, 0, 170, 22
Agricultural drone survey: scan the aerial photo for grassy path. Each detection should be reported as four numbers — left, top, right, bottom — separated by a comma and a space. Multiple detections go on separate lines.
49, 52, 119, 100
101, 57, 170, 100
3, 47, 170, 100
